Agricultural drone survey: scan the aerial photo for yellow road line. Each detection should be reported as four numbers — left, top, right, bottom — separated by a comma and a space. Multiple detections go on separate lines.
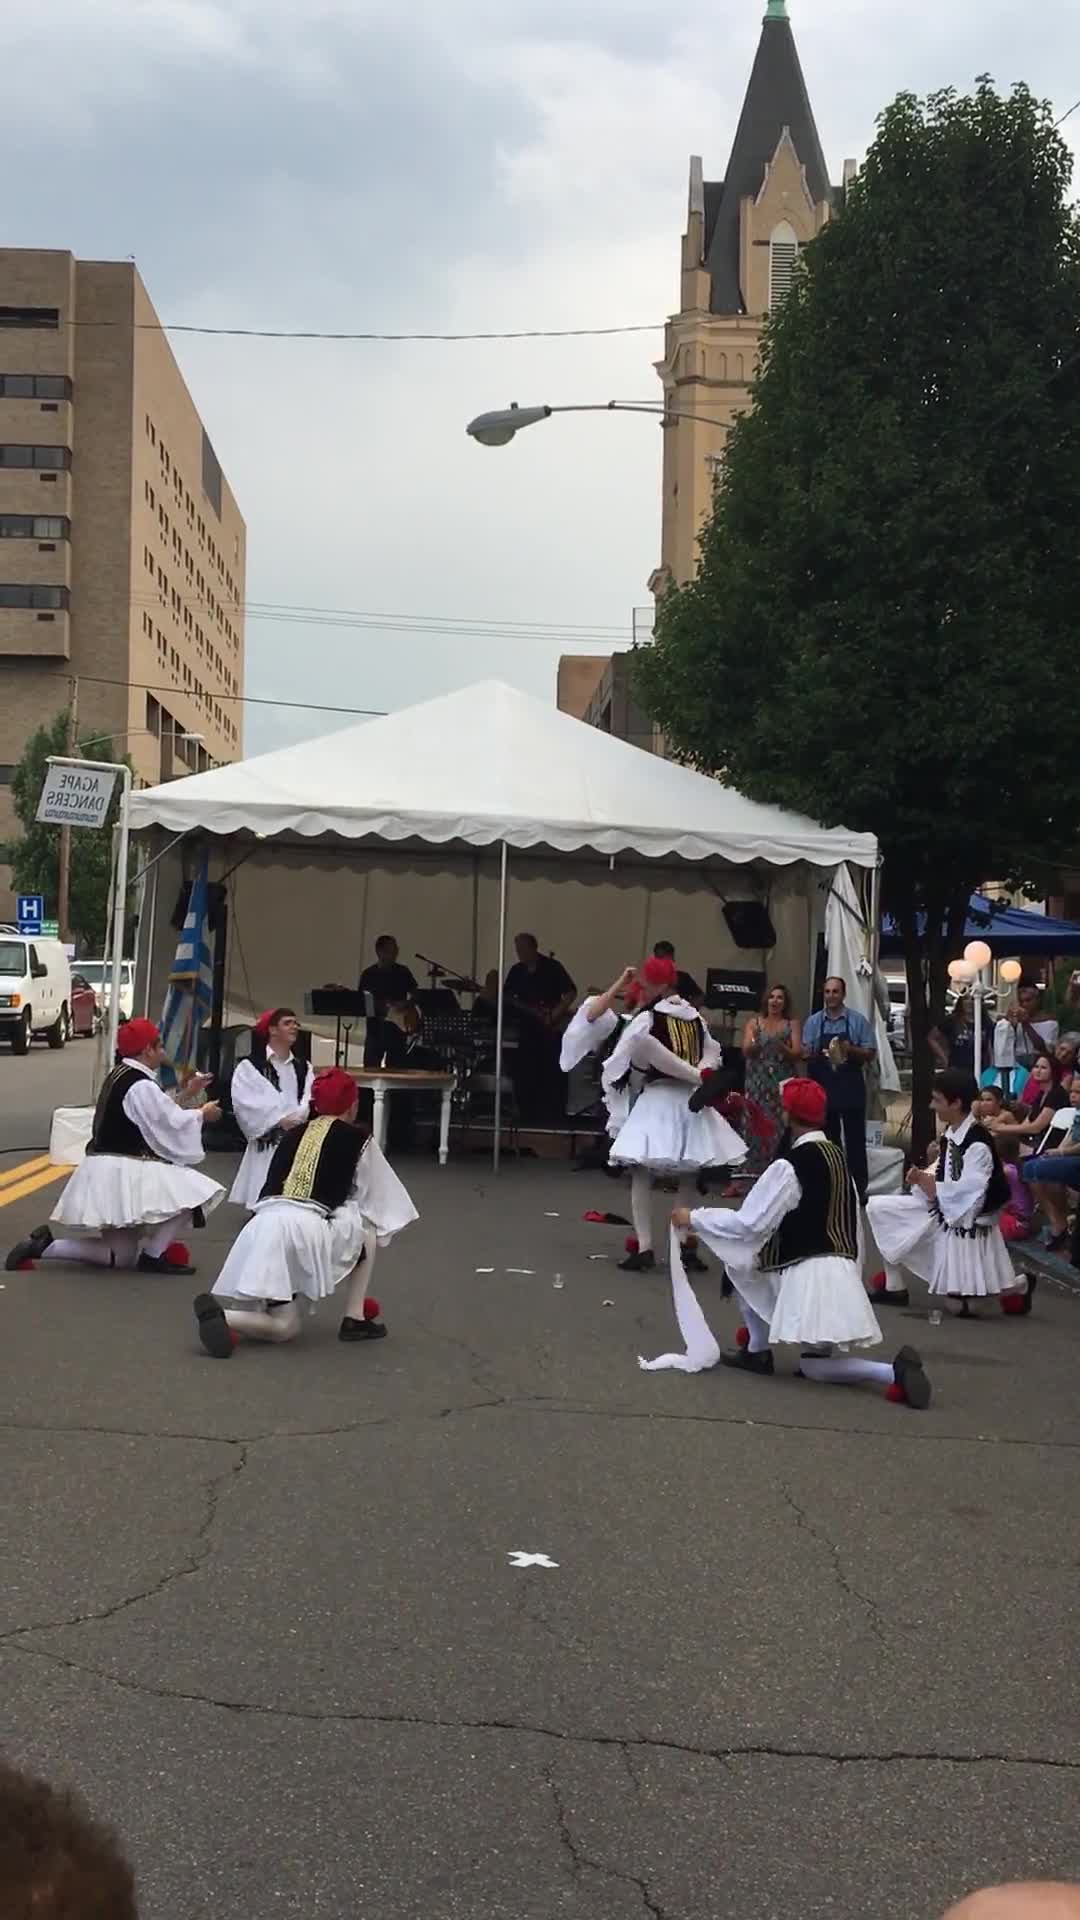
0, 1154, 51, 1191
0, 1164, 71, 1211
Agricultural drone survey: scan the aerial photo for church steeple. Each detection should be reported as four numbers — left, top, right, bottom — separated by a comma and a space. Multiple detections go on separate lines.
705, 1, 832, 313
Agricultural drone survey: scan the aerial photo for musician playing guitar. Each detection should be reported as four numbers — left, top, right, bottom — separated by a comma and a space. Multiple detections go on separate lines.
504, 932, 577, 1121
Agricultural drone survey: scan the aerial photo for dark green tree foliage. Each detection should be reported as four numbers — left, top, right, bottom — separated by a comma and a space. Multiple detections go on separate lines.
636, 81, 1080, 1150
3, 712, 131, 952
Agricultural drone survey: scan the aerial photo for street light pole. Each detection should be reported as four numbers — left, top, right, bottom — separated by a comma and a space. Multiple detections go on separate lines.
465, 399, 730, 445
57, 674, 78, 944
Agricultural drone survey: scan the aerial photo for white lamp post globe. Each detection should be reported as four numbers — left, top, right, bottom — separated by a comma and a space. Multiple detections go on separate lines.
948, 959, 976, 983
964, 940, 993, 972
1000, 959, 1023, 985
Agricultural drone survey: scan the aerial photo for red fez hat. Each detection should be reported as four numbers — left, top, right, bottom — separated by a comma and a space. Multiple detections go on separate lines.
781, 1078, 828, 1128
252, 1009, 276, 1038
642, 955, 678, 991
311, 1067, 358, 1117
117, 1018, 161, 1058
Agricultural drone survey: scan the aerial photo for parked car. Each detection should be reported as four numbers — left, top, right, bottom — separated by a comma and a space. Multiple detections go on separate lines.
0, 928, 73, 1052
70, 973, 101, 1038
73, 958, 135, 1025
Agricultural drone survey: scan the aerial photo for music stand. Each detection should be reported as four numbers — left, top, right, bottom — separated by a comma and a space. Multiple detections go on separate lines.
306, 988, 373, 1068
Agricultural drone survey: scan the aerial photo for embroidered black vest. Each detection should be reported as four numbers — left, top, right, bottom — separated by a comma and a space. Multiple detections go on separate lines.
87, 1064, 158, 1160
759, 1137, 859, 1273
259, 1115, 369, 1211
646, 1007, 704, 1082
935, 1123, 1010, 1221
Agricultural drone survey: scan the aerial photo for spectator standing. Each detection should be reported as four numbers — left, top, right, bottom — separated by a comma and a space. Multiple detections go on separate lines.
930, 995, 993, 1075
652, 940, 704, 1008
992, 983, 1059, 1096
803, 976, 876, 1202
741, 983, 802, 1178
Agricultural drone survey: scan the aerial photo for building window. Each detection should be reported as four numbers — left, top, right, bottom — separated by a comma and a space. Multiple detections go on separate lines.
201, 429, 223, 518
0, 443, 71, 469
0, 373, 72, 399
0, 584, 69, 609
768, 222, 799, 307
0, 306, 60, 329
0, 513, 69, 539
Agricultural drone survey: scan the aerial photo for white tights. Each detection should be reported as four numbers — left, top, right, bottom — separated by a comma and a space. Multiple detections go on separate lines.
800, 1353, 894, 1388
630, 1170, 694, 1255
222, 1233, 378, 1345
42, 1214, 189, 1268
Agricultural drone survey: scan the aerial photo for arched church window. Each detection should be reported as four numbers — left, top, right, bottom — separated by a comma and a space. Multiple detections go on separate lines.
769, 221, 799, 306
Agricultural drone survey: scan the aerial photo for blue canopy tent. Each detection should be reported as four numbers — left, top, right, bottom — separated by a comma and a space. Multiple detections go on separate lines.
880, 895, 1080, 958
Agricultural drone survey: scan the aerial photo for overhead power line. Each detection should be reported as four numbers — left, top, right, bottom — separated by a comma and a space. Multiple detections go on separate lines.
74, 672, 386, 719
65, 319, 664, 343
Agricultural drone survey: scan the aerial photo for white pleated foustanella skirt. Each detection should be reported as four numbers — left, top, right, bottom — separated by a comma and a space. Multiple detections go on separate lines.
768, 1254, 883, 1349
608, 1080, 747, 1175
866, 1194, 1013, 1297
228, 1140, 278, 1210
212, 1197, 368, 1305
50, 1154, 225, 1234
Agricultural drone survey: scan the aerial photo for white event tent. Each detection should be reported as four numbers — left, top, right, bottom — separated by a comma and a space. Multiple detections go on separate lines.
130, 681, 878, 1156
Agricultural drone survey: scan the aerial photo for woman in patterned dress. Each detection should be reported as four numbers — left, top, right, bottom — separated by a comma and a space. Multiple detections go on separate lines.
741, 984, 802, 1179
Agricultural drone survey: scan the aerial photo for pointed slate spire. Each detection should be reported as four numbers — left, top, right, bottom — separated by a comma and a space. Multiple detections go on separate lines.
706, 2, 830, 312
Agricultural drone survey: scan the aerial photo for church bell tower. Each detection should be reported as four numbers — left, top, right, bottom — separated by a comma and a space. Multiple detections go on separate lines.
650, 0, 852, 594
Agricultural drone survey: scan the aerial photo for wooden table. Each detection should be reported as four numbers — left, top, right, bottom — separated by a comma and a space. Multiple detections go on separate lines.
352, 1069, 457, 1165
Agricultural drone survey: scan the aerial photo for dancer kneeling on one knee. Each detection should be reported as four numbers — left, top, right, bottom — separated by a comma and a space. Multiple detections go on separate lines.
674, 1077, 932, 1409
7, 1019, 225, 1277
865, 1069, 1031, 1316
194, 1066, 417, 1357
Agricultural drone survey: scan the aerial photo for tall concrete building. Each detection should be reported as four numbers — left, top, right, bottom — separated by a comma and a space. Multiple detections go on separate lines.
0, 249, 245, 915
559, 0, 845, 741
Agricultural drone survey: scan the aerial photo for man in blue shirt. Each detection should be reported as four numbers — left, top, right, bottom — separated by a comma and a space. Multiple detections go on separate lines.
802, 976, 877, 1202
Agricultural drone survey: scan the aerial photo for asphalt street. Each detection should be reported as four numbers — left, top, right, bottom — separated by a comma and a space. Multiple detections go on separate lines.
2, 1050, 1079, 1919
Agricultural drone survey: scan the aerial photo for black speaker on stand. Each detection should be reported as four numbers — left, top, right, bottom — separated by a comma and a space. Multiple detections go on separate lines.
722, 900, 776, 950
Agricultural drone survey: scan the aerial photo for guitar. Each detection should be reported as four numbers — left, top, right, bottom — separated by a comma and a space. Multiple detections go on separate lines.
504, 994, 573, 1036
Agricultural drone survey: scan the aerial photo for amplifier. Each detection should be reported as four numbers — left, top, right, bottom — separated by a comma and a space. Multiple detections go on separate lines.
704, 967, 766, 1014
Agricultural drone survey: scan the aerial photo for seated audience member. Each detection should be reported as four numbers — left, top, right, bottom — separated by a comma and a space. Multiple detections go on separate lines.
974, 1083, 1009, 1124
995, 1134, 1035, 1243
0, 1756, 137, 1917
1021, 1077, 1080, 1247
992, 1053, 1070, 1153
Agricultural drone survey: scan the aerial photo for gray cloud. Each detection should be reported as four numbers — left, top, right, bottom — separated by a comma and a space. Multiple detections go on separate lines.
2, 0, 1077, 757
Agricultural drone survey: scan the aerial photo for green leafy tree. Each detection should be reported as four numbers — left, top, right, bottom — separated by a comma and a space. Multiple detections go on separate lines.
3, 711, 132, 953
636, 80, 1080, 1154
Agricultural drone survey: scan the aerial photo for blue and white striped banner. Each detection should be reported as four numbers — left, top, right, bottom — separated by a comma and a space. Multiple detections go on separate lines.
159, 854, 214, 1086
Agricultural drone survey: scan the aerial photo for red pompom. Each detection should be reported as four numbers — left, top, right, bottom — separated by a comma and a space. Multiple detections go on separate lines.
363, 1296, 381, 1321
735, 1324, 751, 1349
1001, 1291, 1027, 1316
229, 1328, 240, 1349
15, 1259, 34, 1271
700, 1067, 715, 1081
164, 1242, 191, 1267
624, 1234, 639, 1254
868, 1271, 887, 1295
885, 1382, 906, 1403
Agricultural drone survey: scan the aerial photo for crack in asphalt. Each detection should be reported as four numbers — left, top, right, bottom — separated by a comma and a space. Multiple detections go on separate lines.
0, 1443, 248, 1646
545, 1761, 670, 1920
3, 1406, 1079, 1452
5, 1641, 1080, 1775
778, 1482, 893, 1645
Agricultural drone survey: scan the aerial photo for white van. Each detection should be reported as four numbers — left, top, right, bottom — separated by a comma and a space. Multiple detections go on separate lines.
0, 928, 74, 1053
75, 958, 135, 1025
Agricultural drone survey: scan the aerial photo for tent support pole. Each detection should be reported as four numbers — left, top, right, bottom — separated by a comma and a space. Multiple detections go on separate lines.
869, 858, 882, 980
493, 841, 508, 1172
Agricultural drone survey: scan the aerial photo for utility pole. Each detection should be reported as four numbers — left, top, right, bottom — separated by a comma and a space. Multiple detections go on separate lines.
57, 674, 78, 944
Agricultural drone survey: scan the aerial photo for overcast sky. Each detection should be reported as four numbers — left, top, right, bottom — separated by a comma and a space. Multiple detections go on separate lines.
3, 1, 1078, 754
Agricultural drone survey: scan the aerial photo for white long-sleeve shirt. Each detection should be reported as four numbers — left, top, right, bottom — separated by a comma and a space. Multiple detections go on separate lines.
122, 1061, 207, 1165
230, 1055, 313, 1144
